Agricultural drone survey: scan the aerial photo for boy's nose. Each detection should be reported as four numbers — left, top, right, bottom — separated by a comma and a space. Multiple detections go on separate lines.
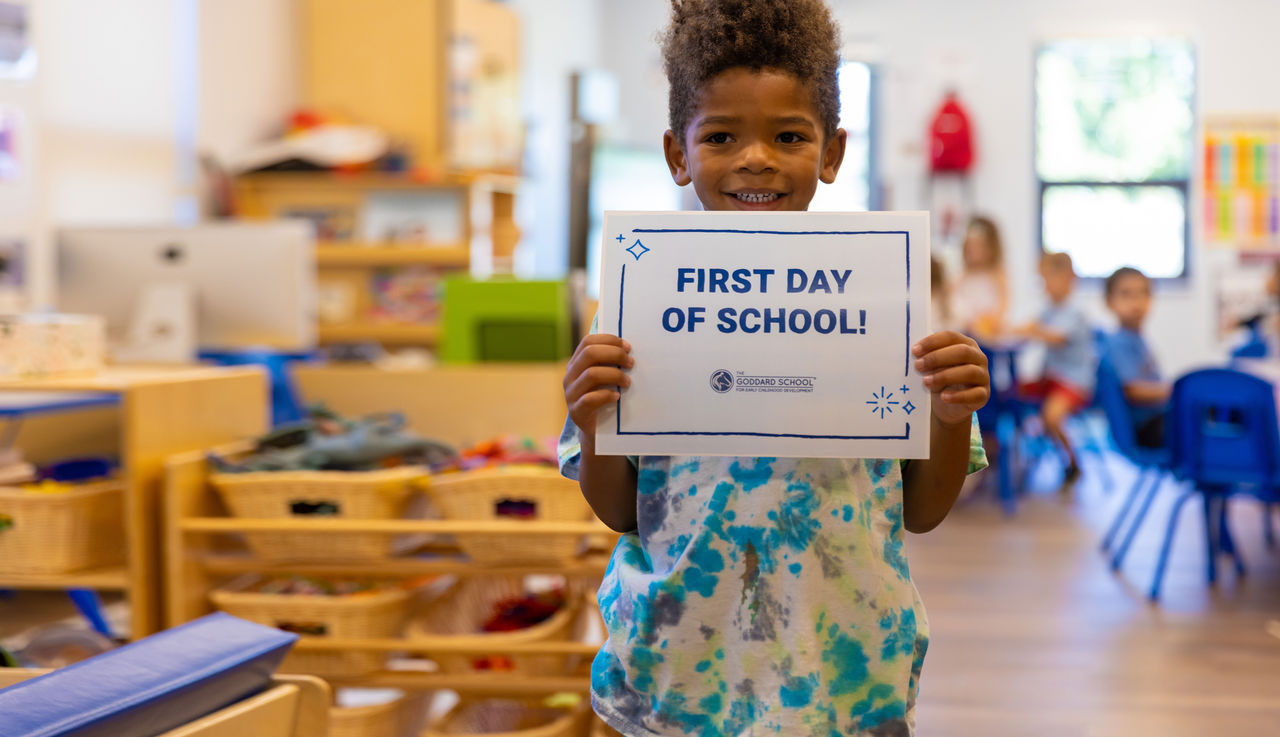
736, 142, 777, 173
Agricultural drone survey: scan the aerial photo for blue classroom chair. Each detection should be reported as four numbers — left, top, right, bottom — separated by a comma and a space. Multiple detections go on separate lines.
977, 344, 1024, 515
1147, 368, 1280, 601
1229, 323, 1269, 361
1094, 358, 1170, 569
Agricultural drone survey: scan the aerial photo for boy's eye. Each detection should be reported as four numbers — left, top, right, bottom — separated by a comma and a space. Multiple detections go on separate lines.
777, 132, 807, 144
704, 132, 732, 144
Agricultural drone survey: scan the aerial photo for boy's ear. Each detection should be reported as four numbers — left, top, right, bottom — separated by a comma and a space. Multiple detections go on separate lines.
820, 128, 848, 185
663, 130, 692, 186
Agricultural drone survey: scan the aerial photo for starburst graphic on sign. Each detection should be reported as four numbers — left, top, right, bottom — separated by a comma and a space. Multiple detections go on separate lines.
626, 239, 650, 260
866, 386, 900, 419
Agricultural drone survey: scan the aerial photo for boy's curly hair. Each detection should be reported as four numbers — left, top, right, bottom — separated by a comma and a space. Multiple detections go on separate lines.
660, 0, 841, 144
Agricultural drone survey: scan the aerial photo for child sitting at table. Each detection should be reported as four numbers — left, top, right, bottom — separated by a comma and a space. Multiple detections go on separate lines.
1018, 252, 1096, 487
1101, 266, 1169, 448
951, 215, 1009, 340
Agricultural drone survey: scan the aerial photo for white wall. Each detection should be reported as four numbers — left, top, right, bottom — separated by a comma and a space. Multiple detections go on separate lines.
197, 0, 297, 166
24, 0, 196, 307
589, 0, 1280, 375
508, 0, 602, 277
6, 0, 297, 308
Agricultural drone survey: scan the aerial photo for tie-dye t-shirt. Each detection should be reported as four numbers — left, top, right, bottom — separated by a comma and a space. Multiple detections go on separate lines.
558, 421, 986, 737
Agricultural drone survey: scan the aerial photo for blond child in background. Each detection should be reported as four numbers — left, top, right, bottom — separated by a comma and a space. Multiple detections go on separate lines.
1018, 252, 1096, 488
951, 216, 1009, 341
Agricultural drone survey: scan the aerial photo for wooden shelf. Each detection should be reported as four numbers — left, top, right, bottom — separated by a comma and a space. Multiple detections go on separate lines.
235, 172, 470, 192
316, 244, 470, 267
197, 552, 613, 578
320, 671, 590, 695
0, 565, 129, 591
293, 636, 600, 656
182, 518, 612, 535
0, 365, 265, 392
317, 323, 441, 345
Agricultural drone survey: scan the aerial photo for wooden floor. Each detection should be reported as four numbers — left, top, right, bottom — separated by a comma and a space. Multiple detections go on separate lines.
909, 456, 1280, 736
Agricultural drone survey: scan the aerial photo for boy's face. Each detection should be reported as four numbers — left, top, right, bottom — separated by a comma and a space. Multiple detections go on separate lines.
1040, 265, 1075, 303
663, 68, 846, 212
1106, 273, 1152, 329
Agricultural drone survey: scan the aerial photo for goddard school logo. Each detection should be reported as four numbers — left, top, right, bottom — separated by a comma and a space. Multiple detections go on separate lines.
709, 370, 817, 394
710, 369, 735, 393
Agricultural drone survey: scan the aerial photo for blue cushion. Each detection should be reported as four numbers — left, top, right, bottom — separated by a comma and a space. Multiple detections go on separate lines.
0, 612, 297, 737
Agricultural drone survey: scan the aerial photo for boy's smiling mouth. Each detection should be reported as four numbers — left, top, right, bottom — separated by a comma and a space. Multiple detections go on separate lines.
727, 190, 787, 209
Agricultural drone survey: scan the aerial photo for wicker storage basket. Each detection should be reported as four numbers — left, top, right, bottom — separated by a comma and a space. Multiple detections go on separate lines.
409, 576, 578, 676
0, 481, 123, 574
210, 575, 409, 677
422, 466, 590, 565
210, 466, 424, 562
332, 689, 429, 737
422, 699, 584, 737
331, 697, 403, 737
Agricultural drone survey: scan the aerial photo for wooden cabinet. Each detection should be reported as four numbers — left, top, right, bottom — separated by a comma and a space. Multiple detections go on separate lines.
0, 367, 268, 639
299, 0, 522, 174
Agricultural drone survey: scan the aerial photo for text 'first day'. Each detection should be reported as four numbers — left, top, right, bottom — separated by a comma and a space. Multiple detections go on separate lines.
677, 268, 852, 295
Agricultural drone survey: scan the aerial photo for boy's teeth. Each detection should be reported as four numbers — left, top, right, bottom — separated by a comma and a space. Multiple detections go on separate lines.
735, 192, 780, 203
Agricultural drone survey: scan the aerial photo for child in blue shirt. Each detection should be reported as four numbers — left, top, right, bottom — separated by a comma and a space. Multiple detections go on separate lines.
1017, 251, 1096, 486
558, 2, 990, 735
1100, 266, 1168, 448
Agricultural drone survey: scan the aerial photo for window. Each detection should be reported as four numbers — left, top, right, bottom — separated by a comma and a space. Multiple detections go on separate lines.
1035, 39, 1195, 279
809, 61, 878, 212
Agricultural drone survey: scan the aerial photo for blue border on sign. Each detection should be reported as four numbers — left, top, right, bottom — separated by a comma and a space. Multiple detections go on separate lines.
617, 228, 913, 440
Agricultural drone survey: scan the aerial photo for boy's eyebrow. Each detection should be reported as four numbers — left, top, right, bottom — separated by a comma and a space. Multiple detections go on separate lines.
771, 116, 817, 128
693, 115, 818, 129
695, 115, 742, 127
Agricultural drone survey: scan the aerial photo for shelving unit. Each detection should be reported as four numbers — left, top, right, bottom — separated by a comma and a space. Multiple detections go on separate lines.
163, 445, 617, 704
234, 172, 520, 348
316, 323, 443, 346
0, 366, 269, 640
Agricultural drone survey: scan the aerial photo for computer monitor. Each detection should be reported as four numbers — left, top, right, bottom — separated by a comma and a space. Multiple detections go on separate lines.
58, 222, 316, 361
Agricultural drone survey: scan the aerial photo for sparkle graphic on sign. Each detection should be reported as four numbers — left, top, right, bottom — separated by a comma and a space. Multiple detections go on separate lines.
626, 239, 650, 260
866, 386, 900, 419
903, 401, 916, 416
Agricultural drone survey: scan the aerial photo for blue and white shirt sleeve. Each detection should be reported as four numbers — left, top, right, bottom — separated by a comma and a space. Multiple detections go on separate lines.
966, 412, 989, 474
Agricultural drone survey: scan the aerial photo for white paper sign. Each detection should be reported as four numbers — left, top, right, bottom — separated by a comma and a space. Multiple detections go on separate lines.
595, 210, 931, 459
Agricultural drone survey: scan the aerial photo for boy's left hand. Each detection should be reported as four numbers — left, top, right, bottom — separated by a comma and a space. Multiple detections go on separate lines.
913, 331, 991, 426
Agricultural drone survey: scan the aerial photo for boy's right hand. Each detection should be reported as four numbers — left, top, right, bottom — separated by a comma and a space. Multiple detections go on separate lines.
563, 334, 633, 436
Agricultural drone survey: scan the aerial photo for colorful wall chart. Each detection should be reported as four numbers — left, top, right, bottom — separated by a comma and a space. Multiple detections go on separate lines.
1204, 115, 1280, 248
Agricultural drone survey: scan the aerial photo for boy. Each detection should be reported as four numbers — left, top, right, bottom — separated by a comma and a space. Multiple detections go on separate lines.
1018, 252, 1096, 485
560, 2, 990, 735
1101, 266, 1168, 448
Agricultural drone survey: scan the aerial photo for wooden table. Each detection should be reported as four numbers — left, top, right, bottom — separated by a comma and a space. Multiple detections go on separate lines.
0, 366, 268, 639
